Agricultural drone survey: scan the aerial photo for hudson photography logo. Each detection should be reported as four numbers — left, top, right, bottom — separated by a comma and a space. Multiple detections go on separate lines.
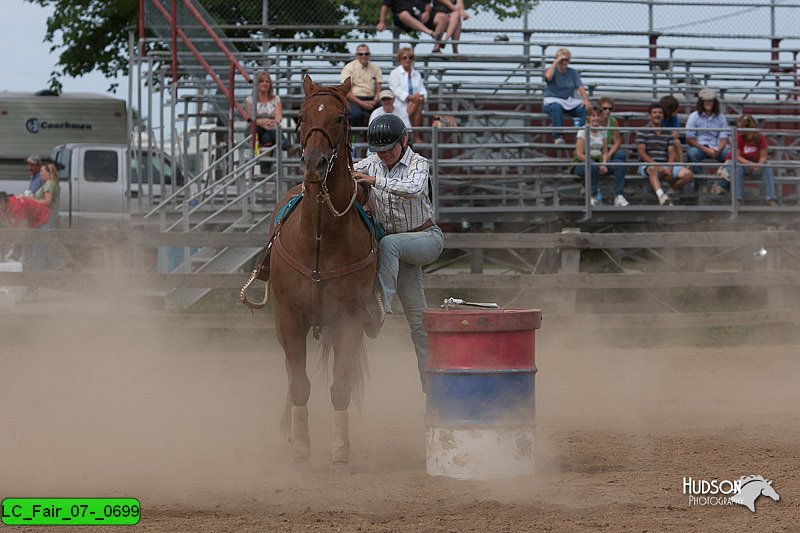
683, 475, 780, 512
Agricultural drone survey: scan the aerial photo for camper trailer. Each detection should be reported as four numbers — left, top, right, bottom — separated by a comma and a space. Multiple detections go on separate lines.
0, 91, 127, 185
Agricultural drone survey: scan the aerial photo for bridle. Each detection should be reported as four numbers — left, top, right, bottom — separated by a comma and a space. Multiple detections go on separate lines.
298, 90, 357, 218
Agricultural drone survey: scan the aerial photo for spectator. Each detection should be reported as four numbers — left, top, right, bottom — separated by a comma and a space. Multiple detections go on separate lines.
597, 96, 629, 206
340, 44, 383, 127
34, 162, 71, 270
637, 102, 693, 206
377, 0, 447, 53
431, 0, 469, 55
353, 114, 443, 392
369, 89, 412, 128
714, 114, 777, 206
659, 94, 684, 162
685, 87, 730, 180
243, 70, 283, 151
389, 47, 428, 144
573, 105, 608, 206
25, 155, 44, 195
543, 47, 591, 144
0, 191, 51, 301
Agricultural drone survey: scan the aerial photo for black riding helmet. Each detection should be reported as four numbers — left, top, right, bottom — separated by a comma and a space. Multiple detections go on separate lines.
367, 114, 407, 152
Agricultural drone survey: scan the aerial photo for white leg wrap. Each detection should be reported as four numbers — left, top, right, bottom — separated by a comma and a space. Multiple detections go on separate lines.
331, 410, 350, 465
291, 405, 310, 461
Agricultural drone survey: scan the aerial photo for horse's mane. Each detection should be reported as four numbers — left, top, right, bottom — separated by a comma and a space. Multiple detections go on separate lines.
738, 475, 767, 486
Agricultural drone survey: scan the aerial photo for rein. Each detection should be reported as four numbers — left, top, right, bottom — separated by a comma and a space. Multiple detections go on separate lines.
299, 91, 358, 218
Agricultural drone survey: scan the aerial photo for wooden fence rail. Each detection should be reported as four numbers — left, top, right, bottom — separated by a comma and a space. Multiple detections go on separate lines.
1, 228, 798, 320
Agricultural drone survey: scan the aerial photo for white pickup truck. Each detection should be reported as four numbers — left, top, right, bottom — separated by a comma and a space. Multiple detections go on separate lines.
0, 142, 183, 228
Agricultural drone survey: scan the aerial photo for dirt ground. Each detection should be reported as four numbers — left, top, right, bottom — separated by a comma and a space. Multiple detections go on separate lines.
1, 291, 798, 532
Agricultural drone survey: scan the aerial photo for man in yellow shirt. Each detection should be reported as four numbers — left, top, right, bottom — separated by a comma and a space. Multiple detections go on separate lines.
340, 44, 383, 127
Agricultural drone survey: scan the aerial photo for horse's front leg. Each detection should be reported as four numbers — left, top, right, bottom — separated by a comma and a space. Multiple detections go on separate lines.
277, 311, 311, 463
329, 320, 363, 469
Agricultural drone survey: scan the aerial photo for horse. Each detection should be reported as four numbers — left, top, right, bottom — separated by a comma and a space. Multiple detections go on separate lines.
730, 475, 780, 512
244, 75, 377, 472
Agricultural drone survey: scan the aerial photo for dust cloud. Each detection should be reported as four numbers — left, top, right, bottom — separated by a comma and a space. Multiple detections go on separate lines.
1, 283, 799, 530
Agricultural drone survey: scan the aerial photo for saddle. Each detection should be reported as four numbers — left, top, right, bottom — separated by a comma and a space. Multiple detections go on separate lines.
253, 184, 382, 283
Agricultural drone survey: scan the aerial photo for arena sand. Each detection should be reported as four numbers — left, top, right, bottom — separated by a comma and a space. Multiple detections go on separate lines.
1, 288, 798, 531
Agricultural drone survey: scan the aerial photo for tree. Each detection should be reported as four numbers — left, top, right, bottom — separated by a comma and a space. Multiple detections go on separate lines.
28, 0, 535, 92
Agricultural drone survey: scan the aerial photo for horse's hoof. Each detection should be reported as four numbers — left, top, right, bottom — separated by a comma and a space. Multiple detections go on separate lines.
329, 462, 351, 476
292, 460, 312, 474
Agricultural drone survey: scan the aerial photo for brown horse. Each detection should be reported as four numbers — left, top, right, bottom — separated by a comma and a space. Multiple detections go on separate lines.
268, 76, 376, 471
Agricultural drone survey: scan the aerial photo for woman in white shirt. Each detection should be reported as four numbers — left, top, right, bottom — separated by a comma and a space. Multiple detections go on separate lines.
388, 47, 427, 144
573, 105, 609, 206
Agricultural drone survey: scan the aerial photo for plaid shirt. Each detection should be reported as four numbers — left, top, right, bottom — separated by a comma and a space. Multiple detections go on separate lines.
354, 147, 434, 234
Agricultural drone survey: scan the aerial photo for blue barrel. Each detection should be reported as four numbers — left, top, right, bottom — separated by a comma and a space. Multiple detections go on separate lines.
423, 308, 542, 479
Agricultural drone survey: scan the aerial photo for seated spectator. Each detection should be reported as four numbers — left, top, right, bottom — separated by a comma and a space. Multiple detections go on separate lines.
713, 114, 777, 205
686, 87, 730, 180
243, 70, 283, 151
431, 0, 469, 54
573, 105, 609, 207
341, 44, 382, 127
543, 47, 591, 144
369, 89, 412, 128
659, 94, 684, 162
377, 0, 447, 53
389, 48, 428, 144
597, 96, 629, 206
636, 102, 693, 206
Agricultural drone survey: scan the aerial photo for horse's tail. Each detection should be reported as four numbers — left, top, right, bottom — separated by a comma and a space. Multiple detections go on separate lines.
318, 330, 369, 407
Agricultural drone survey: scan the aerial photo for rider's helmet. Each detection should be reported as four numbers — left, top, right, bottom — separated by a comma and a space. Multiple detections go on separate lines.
367, 114, 407, 152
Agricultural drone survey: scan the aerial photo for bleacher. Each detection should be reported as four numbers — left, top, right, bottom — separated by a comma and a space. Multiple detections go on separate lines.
134, 0, 800, 229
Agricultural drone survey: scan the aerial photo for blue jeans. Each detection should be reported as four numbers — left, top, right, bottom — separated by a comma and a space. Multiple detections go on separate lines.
544, 103, 586, 140
718, 164, 776, 201
573, 161, 600, 197
378, 226, 444, 391
686, 145, 731, 176
606, 150, 627, 196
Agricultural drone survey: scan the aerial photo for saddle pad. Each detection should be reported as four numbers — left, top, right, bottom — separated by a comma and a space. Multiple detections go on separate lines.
274, 194, 384, 241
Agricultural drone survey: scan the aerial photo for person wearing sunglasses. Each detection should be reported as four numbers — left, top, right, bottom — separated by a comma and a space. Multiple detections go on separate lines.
543, 47, 591, 144
597, 96, 629, 206
340, 44, 383, 127
389, 47, 428, 144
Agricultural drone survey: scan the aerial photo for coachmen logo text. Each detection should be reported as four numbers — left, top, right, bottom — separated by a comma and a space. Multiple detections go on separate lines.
26, 117, 93, 134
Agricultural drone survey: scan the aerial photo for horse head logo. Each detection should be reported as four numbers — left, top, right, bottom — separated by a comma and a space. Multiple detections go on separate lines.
730, 475, 780, 512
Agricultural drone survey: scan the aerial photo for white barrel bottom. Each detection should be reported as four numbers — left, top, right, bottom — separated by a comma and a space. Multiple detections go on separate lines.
426, 426, 535, 479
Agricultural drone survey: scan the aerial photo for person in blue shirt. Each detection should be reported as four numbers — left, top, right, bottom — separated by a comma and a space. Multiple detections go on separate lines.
25, 155, 44, 195
543, 48, 591, 144
685, 88, 730, 179
659, 94, 684, 162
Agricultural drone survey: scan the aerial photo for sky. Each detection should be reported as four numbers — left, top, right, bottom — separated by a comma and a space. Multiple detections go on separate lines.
0, 1, 125, 97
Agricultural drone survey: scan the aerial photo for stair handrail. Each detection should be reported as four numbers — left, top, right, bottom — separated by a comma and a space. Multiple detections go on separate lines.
169, 165, 278, 232
144, 133, 257, 218
141, 0, 253, 122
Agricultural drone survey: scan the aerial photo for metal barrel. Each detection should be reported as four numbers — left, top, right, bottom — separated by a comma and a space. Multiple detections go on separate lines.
423, 308, 542, 479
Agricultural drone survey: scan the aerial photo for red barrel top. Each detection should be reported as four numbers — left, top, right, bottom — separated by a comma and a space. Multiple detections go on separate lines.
423, 308, 542, 333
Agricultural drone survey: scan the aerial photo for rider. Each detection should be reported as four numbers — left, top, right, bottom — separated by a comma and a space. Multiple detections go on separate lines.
352, 114, 444, 392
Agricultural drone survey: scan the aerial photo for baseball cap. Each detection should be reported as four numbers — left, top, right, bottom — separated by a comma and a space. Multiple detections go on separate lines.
26, 155, 42, 164
379, 89, 395, 100
698, 87, 718, 100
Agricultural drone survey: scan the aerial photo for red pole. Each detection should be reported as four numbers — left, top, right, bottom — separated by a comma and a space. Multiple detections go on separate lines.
772, 38, 782, 101
181, 0, 251, 82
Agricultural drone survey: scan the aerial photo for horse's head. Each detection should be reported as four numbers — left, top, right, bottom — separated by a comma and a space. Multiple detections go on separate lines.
298, 75, 352, 184
761, 479, 780, 502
